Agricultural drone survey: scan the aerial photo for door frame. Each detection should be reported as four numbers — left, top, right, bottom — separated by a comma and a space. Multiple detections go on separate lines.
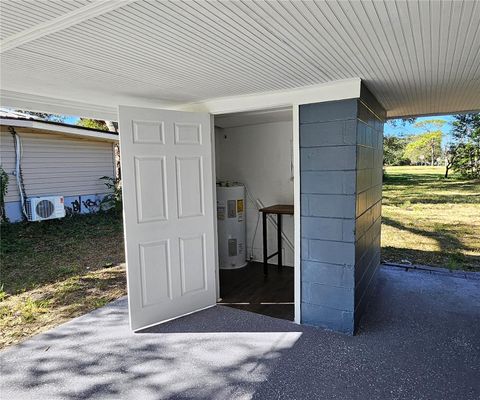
209, 105, 301, 324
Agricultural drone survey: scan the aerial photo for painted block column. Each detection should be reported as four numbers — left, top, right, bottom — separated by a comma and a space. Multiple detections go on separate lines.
300, 84, 385, 334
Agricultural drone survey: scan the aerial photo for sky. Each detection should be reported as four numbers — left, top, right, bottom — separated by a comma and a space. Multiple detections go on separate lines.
6, 107, 458, 144
63, 116, 80, 125
384, 115, 456, 144
41, 111, 461, 138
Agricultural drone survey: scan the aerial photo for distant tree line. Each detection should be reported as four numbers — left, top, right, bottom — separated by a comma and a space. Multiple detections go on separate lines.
445, 114, 480, 179
384, 114, 479, 179
384, 119, 444, 166
14, 110, 113, 132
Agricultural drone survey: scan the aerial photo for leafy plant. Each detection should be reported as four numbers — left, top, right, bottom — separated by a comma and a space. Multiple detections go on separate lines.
20, 298, 51, 322
0, 166, 9, 223
99, 176, 122, 213
0, 284, 6, 302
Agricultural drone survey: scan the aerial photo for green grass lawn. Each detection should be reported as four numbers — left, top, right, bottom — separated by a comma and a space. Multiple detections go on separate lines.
1, 167, 478, 348
382, 166, 480, 270
0, 211, 126, 348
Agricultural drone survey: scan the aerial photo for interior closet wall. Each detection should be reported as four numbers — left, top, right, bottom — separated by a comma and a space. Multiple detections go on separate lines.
215, 120, 294, 267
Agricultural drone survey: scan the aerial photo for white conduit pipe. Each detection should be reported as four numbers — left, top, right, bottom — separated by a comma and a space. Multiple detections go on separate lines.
10, 128, 28, 219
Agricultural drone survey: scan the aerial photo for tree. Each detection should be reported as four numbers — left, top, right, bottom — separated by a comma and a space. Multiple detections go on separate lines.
444, 142, 459, 178
386, 117, 417, 129
14, 110, 66, 123
77, 118, 109, 131
413, 119, 446, 166
404, 131, 443, 166
448, 113, 480, 179
383, 135, 410, 165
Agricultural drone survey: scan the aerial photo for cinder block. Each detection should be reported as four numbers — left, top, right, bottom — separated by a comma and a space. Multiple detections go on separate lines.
357, 101, 378, 129
301, 217, 355, 242
357, 122, 366, 146
300, 99, 357, 124
355, 234, 367, 264
356, 191, 367, 217
360, 84, 387, 121
307, 194, 356, 218
301, 239, 309, 259
375, 119, 385, 133
303, 282, 354, 311
301, 146, 356, 171
302, 260, 355, 288
355, 256, 380, 307
308, 239, 355, 266
300, 195, 309, 216
355, 234, 381, 286
356, 147, 374, 170
301, 171, 356, 194
365, 125, 375, 148
300, 120, 357, 147
356, 169, 372, 193
301, 302, 354, 334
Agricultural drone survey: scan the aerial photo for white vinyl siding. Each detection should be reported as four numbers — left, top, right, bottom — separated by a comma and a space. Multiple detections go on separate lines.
0, 127, 115, 203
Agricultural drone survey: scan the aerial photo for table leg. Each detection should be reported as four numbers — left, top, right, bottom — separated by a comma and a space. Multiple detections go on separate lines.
262, 211, 268, 275
277, 213, 282, 271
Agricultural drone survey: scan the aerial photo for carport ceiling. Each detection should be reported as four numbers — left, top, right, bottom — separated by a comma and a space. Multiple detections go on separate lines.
1, 0, 479, 118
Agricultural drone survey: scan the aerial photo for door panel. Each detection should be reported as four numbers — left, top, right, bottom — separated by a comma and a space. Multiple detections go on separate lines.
139, 239, 172, 306
119, 106, 216, 331
179, 234, 207, 295
176, 156, 204, 218
134, 156, 168, 222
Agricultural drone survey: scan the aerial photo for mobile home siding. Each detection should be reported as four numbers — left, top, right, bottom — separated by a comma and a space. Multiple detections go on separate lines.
0, 127, 115, 204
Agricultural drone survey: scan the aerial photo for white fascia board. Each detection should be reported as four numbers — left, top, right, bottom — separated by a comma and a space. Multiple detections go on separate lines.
1, 78, 362, 121
1, 118, 118, 142
0, 89, 182, 120
0, 89, 119, 121
178, 78, 362, 115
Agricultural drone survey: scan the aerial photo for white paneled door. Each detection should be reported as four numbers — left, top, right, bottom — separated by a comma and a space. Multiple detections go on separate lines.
119, 106, 216, 331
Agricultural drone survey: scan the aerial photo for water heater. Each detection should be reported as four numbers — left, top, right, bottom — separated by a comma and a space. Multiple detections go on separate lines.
216, 182, 247, 269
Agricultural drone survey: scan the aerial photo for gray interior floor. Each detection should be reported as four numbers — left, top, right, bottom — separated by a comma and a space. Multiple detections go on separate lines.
1, 266, 479, 400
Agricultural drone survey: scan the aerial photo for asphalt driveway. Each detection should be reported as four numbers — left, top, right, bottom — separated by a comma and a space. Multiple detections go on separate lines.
1, 265, 479, 400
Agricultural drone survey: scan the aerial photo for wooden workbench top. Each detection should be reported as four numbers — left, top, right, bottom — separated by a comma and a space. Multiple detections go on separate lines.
259, 204, 294, 215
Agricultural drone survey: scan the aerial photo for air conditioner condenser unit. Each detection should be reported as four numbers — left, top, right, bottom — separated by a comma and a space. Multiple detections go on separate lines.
26, 196, 66, 222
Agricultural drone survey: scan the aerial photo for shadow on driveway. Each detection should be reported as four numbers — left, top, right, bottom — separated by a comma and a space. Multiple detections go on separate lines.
1, 266, 479, 399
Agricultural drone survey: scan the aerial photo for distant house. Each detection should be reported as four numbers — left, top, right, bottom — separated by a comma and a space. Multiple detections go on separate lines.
0, 110, 119, 222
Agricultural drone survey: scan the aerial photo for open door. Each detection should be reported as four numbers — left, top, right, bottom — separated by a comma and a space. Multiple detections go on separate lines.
118, 106, 217, 331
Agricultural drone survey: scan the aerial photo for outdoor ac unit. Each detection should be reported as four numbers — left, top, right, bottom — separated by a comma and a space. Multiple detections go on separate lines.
26, 196, 66, 222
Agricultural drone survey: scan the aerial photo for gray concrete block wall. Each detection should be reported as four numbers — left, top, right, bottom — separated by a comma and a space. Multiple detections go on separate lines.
354, 88, 386, 326
300, 99, 358, 334
300, 85, 385, 334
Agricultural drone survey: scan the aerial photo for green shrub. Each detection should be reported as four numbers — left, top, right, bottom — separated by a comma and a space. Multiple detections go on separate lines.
99, 176, 122, 213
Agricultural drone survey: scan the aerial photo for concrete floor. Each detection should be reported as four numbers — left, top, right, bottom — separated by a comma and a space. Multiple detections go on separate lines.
1, 266, 479, 400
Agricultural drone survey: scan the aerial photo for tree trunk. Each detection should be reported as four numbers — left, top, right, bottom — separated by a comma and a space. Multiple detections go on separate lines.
431, 141, 435, 166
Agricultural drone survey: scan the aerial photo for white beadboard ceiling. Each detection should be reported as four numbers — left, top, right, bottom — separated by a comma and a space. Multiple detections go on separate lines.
0, 0, 93, 40
1, 0, 479, 118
